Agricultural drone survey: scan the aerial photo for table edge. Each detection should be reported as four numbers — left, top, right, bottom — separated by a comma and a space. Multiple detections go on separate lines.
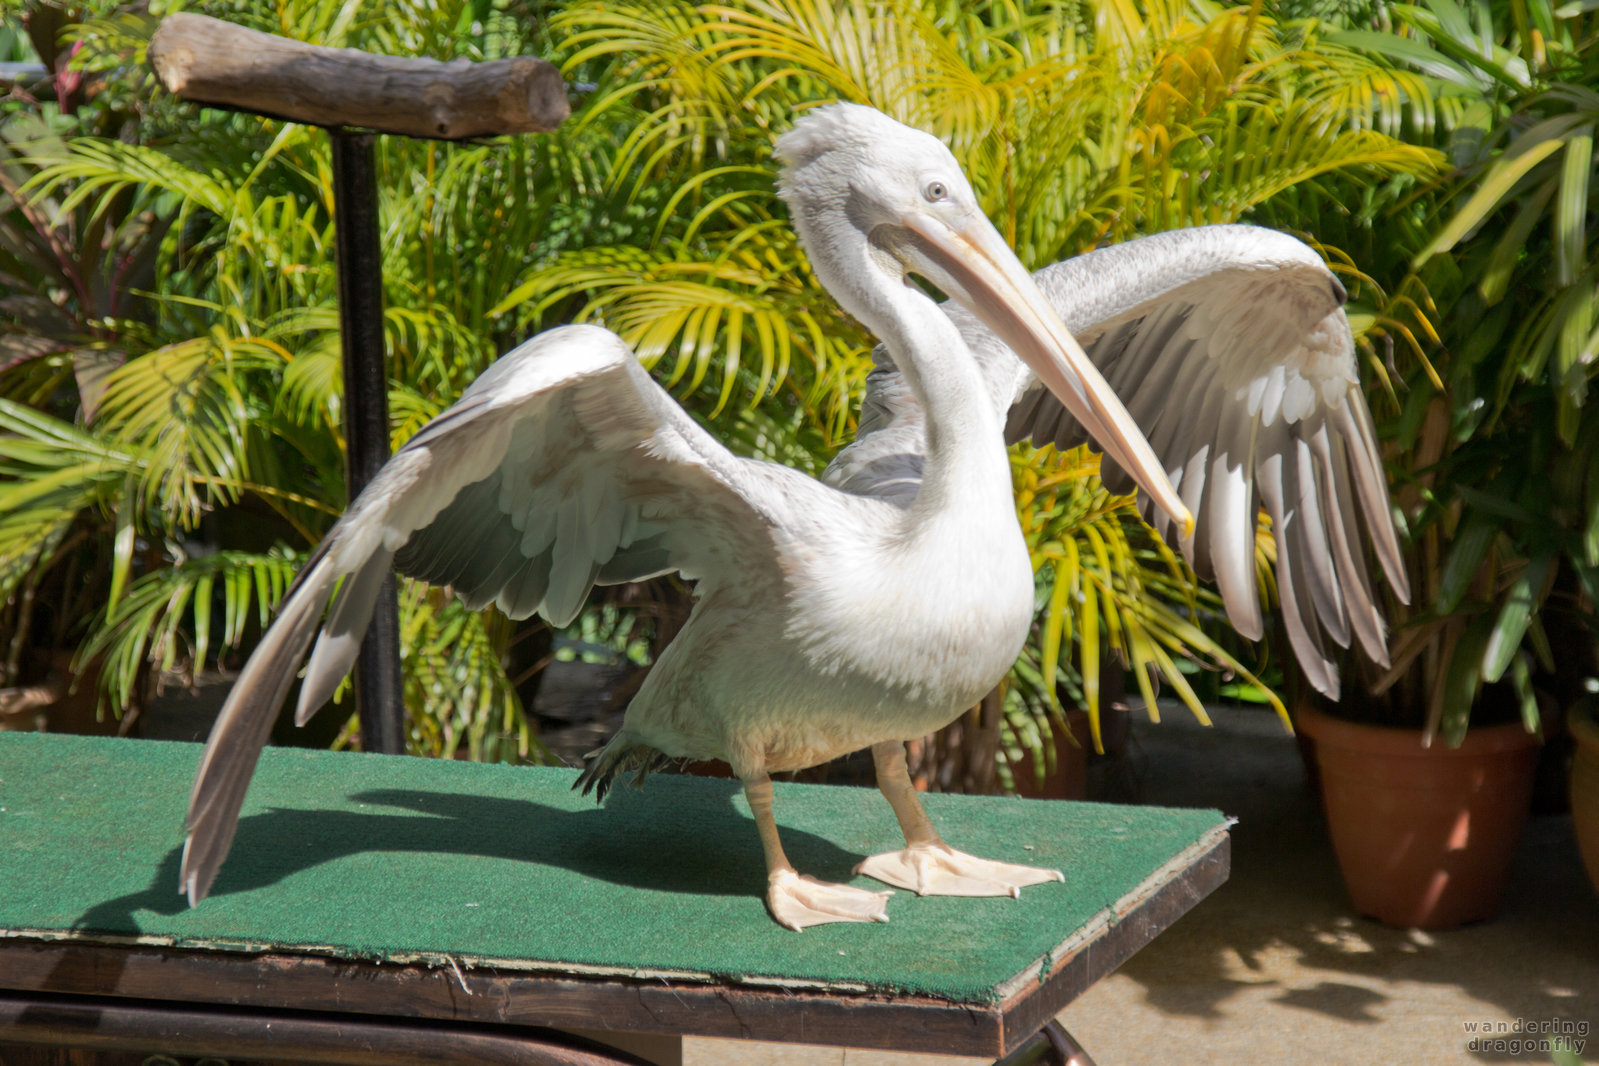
0, 825, 1230, 1058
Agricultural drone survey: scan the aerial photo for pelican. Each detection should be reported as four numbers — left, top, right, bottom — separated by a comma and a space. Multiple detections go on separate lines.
179, 104, 1406, 930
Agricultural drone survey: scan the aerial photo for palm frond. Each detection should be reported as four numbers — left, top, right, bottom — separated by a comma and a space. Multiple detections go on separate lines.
399, 582, 543, 763
0, 399, 133, 598
76, 547, 303, 712
1014, 445, 1287, 746
92, 334, 288, 528
496, 242, 862, 422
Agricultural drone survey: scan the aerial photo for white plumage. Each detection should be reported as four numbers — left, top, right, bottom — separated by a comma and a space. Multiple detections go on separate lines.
835, 223, 1410, 698
180, 106, 1406, 929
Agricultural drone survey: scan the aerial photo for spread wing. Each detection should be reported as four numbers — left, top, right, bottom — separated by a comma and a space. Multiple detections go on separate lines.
828, 224, 1411, 698
181, 324, 790, 904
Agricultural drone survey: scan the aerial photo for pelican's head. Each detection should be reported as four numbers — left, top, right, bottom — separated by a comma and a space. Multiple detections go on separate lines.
774, 104, 1192, 535
775, 104, 985, 303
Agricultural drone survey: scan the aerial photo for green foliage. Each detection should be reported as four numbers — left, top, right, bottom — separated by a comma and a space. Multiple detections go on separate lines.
1297, 0, 1599, 740
1348, 0, 1599, 438
77, 546, 301, 711
0, 398, 131, 598
0, 0, 595, 754
397, 581, 538, 761
524, 0, 1441, 749
1014, 446, 1277, 741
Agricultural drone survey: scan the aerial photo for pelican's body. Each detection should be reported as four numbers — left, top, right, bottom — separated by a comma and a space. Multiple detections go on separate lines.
179, 105, 1407, 929
617, 472, 1033, 775
591, 239, 1038, 778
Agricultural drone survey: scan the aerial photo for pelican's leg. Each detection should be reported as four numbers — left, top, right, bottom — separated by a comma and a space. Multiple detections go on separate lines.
744, 772, 892, 930
855, 741, 1065, 897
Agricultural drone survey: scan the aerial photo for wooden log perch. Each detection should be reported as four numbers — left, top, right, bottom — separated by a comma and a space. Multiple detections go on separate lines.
148, 12, 568, 140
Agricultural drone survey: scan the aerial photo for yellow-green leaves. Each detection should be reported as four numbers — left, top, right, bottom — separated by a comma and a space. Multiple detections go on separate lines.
76, 548, 302, 716
1015, 445, 1285, 752
495, 248, 840, 424
398, 580, 541, 763
523, 0, 1433, 761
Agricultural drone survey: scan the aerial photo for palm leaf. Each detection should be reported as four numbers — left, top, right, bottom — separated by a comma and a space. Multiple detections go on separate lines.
77, 548, 302, 711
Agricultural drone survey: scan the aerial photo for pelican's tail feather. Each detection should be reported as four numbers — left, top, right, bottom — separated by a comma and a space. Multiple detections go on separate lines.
574, 735, 669, 802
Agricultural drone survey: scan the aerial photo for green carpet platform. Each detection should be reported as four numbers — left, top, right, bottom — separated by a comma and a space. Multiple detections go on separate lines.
0, 730, 1229, 1063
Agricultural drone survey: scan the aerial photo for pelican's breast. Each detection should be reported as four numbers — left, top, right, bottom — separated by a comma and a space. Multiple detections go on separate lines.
780, 497, 1035, 715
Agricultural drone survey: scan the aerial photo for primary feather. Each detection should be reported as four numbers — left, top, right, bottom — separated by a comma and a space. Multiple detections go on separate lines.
830, 224, 1410, 699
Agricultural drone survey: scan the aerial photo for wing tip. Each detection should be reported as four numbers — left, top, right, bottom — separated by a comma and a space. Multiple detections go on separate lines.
1309, 663, 1341, 701
1387, 563, 1413, 606
1231, 609, 1264, 643
292, 693, 321, 729
179, 836, 207, 907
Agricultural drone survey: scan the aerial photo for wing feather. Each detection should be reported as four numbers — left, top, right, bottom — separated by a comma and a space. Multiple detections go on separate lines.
181, 556, 337, 902
1258, 422, 1338, 697
457, 524, 535, 611
1336, 398, 1410, 601
1314, 418, 1388, 666
1177, 381, 1228, 580
182, 324, 785, 905
295, 551, 392, 725
1119, 332, 1196, 438
1291, 429, 1351, 648
831, 223, 1409, 697
499, 549, 554, 621
1208, 412, 1262, 639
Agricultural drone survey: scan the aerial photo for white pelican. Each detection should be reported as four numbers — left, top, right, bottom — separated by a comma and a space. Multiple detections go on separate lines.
180, 104, 1405, 929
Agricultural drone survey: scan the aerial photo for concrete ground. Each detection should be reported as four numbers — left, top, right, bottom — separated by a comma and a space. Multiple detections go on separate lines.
691, 703, 1599, 1066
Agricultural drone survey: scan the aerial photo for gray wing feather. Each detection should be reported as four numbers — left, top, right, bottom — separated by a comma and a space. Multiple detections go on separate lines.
295, 548, 392, 725
831, 223, 1410, 697
823, 347, 926, 502
1206, 411, 1261, 639
1257, 421, 1337, 697
1313, 420, 1387, 666
181, 323, 783, 906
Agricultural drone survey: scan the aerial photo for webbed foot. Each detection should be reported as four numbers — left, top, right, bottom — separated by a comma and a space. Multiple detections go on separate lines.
855, 842, 1064, 897
767, 868, 893, 930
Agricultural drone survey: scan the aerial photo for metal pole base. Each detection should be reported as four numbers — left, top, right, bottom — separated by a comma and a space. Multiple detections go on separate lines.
998, 1020, 1099, 1066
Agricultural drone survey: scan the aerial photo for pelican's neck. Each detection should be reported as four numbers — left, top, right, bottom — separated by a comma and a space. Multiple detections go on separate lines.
866, 283, 1013, 521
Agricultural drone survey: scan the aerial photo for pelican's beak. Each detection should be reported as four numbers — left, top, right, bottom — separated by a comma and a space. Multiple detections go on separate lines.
902, 211, 1193, 537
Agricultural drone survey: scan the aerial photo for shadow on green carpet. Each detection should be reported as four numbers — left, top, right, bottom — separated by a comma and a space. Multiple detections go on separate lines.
71, 778, 861, 936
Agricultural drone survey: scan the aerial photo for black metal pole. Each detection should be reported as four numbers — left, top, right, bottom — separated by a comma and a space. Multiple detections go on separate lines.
330, 129, 405, 755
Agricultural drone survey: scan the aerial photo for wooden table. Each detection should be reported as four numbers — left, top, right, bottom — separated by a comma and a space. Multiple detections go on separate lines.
0, 732, 1229, 1064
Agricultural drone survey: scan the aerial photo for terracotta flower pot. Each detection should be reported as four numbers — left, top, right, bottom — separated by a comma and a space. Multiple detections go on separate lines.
1298, 704, 1541, 930
1568, 708, 1599, 896
1006, 708, 1090, 800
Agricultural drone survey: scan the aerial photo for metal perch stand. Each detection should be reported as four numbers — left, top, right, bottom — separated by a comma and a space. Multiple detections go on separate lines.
148, 12, 569, 752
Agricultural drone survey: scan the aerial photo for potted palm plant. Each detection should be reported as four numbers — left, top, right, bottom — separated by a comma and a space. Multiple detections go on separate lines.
1296, 389, 1593, 927
1297, 0, 1599, 926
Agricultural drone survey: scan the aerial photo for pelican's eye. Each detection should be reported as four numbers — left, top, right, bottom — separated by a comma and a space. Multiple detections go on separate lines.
923, 180, 948, 203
